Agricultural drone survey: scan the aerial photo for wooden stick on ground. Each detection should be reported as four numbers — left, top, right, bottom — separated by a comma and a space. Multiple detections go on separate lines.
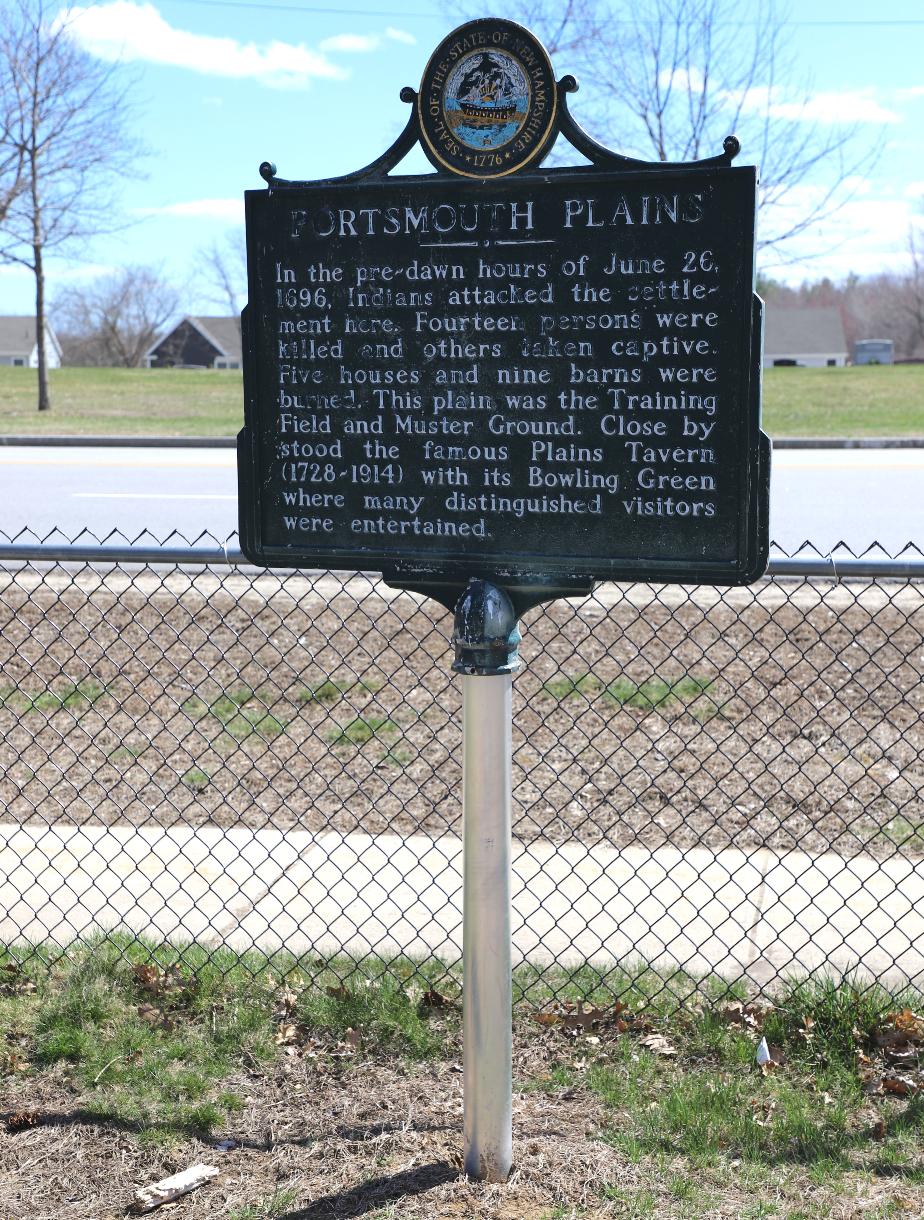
129, 1164, 219, 1213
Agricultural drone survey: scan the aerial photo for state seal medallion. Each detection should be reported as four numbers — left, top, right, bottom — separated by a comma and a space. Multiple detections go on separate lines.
418, 19, 557, 178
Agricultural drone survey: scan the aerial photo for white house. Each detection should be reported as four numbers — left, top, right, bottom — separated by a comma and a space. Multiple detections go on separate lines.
0, 316, 63, 368
763, 306, 848, 368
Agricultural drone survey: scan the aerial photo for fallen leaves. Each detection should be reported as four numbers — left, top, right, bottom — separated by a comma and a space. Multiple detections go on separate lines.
720, 999, 774, 1032
1, 1050, 29, 1074
858, 1007, 924, 1096
269, 977, 365, 1062
748, 1097, 778, 1127
344, 1027, 361, 1051
886, 1008, 924, 1038
639, 1033, 677, 1057
274, 1022, 299, 1047
529, 1000, 629, 1037
128, 962, 198, 1034
419, 988, 452, 1011
4, 1108, 40, 1132
0, 961, 36, 997
873, 1008, 924, 1059
132, 962, 197, 1004
881, 1075, 921, 1098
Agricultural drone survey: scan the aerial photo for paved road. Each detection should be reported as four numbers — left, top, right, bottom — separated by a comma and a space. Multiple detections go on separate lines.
0, 445, 921, 556
0, 447, 237, 544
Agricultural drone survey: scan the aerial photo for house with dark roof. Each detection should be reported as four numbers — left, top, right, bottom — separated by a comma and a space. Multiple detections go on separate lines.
763, 305, 848, 368
145, 316, 242, 369
0, 316, 62, 368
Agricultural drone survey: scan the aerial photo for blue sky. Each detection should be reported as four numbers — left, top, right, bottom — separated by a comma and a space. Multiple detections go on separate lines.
2, 0, 923, 317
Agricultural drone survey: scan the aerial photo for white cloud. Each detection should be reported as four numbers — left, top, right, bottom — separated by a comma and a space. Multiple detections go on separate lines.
134, 199, 243, 222
659, 68, 901, 125
316, 28, 417, 54
386, 27, 416, 46
659, 67, 706, 94
760, 189, 918, 282
59, 2, 348, 89
903, 182, 924, 200
838, 176, 874, 197
760, 89, 901, 126
319, 33, 380, 53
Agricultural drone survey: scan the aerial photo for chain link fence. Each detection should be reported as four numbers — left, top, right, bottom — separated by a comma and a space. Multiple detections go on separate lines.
1, 530, 922, 1002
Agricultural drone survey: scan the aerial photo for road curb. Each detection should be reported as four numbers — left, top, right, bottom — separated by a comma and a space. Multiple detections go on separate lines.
0, 435, 237, 448
0, 435, 922, 449
772, 437, 924, 450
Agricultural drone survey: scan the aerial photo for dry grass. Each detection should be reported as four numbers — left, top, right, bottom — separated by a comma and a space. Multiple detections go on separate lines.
0, 1061, 627, 1219
2, 1043, 922, 1219
3, 945, 924, 1219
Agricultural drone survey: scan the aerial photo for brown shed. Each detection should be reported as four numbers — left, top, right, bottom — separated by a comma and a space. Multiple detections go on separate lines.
145, 316, 242, 369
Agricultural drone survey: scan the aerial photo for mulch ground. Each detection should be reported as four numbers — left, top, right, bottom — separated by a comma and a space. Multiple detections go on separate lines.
1, 1044, 916, 1220
0, 569, 922, 860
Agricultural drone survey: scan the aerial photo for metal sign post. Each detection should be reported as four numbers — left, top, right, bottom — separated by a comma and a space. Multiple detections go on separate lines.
453, 579, 520, 1182
237, 13, 769, 1186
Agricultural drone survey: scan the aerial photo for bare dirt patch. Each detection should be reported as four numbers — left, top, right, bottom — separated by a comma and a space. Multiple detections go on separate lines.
0, 570, 921, 860
3, 950, 924, 1220
0, 1050, 915, 1220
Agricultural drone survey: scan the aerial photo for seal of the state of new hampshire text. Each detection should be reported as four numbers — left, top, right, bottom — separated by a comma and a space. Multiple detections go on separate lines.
417, 19, 556, 178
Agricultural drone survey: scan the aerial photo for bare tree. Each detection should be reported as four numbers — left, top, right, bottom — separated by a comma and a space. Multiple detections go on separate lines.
900, 225, 924, 356
758, 250, 924, 360
0, 0, 141, 409
199, 231, 247, 335
450, 0, 881, 258
0, 49, 26, 225
54, 266, 179, 367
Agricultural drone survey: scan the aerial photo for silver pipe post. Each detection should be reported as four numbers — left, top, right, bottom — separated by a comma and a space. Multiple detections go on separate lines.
453, 579, 520, 1184
462, 669, 512, 1182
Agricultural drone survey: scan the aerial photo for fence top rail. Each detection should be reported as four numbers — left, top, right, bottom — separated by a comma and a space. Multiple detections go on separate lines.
0, 543, 922, 581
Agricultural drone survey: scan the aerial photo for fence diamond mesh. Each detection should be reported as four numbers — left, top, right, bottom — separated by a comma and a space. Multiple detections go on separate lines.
0, 531, 922, 1003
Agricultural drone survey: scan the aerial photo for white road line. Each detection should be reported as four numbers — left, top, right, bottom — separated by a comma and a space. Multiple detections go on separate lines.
0, 455, 234, 469
71, 493, 238, 500
1, 452, 920, 470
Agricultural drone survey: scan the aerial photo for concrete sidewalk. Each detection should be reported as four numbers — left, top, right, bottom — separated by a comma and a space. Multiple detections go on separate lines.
2, 822, 922, 986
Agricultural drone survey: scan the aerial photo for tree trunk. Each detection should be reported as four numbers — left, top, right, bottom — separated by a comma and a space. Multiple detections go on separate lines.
34, 242, 50, 411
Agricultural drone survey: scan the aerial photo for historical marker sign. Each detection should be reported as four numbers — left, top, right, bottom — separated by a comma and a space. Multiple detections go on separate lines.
239, 18, 769, 597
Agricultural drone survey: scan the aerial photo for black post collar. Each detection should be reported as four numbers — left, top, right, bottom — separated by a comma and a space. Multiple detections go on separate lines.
452, 579, 521, 676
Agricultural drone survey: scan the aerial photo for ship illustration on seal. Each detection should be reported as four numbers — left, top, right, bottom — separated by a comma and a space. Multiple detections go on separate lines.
444, 49, 530, 149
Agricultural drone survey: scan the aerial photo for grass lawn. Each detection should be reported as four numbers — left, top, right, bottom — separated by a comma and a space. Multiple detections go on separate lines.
0, 364, 922, 439
0, 367, 244, 437
762, 365, 924, 438
2, 938, 923, 1218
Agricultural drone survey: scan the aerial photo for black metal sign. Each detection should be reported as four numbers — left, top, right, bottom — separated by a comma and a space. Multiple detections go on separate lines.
239, 18, 769, 607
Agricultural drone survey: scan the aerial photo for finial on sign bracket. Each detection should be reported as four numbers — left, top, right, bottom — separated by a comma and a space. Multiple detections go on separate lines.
555, 74, 740, 171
